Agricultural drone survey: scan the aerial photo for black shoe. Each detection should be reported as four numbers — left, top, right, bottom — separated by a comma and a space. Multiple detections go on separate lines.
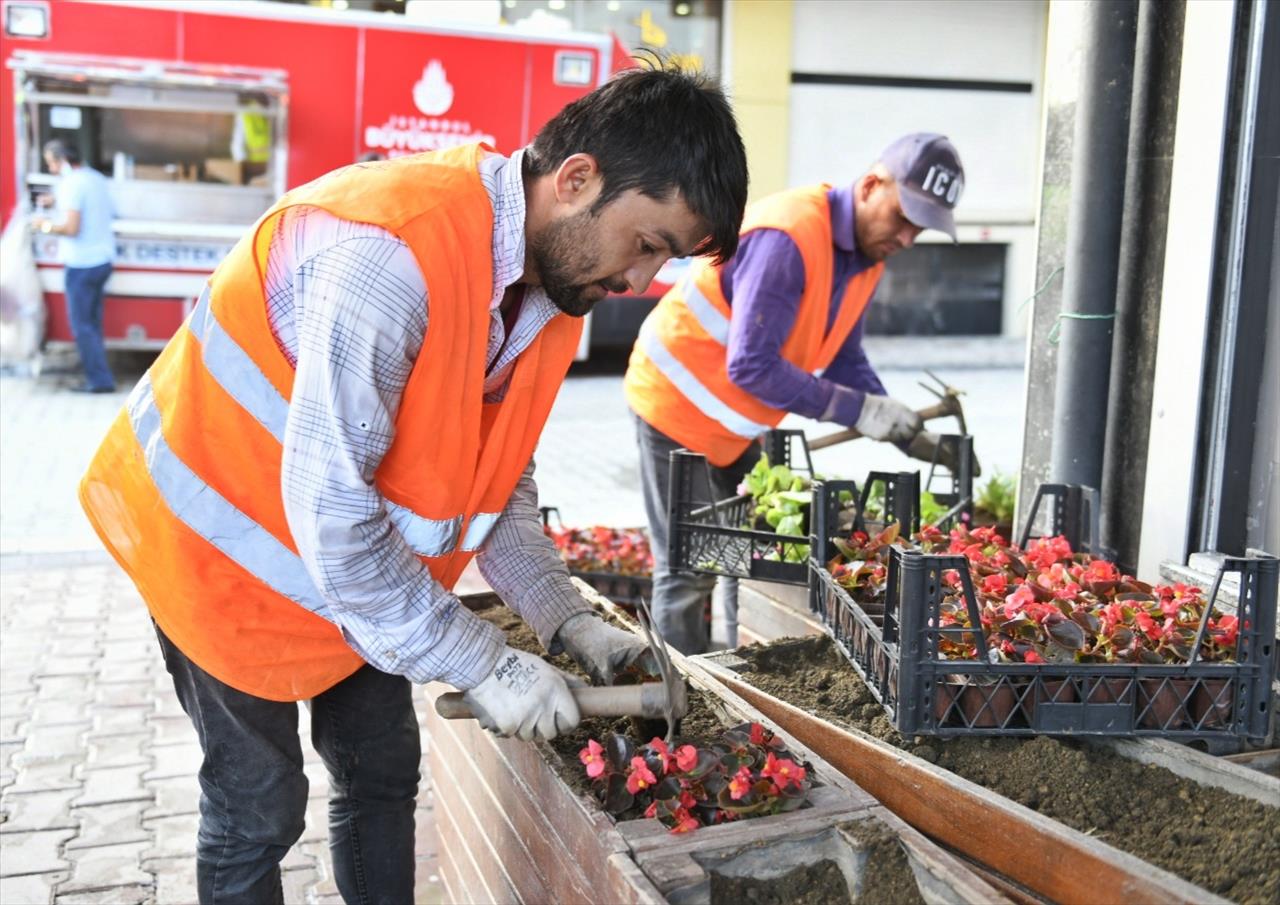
69, 383, 115, 394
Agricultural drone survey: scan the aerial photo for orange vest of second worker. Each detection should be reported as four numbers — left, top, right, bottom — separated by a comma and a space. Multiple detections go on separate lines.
78, 144, 583, 702
624, 185, 884, 467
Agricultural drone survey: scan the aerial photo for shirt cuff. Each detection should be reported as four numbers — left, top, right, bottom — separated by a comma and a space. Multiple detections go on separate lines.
401, 599, 506, 691
820, 384, 866, 426
523, 569, 595, 654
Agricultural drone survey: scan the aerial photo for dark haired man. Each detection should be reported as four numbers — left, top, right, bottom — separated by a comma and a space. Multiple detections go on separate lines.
80, 66, 747, 904
31, 139, 117, 393
626, 133, 965, 654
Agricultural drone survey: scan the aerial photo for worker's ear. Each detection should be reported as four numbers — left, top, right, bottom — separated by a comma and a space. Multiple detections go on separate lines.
552, 153, 603, 211
856, 171, 882, 204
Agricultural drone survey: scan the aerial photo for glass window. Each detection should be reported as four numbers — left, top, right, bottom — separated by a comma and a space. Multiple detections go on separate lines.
501, 0, 722, 75
28, 74, 276, 187
866, 245, 1006, 336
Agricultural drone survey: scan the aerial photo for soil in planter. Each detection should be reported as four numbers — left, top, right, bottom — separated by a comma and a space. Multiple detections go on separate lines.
733, 635, 1280, 905
709, 859, 848, 905
842, 819, 926, 905
473, 603, 749, 808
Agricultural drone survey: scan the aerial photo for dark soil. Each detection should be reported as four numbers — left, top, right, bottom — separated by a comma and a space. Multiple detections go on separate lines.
710, 859, 849, 905
734, 635, 1280, 905
842, 820, 926, 905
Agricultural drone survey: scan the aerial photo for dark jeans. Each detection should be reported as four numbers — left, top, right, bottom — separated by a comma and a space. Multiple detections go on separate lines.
154, 625, 420, 905
64, 262, 115, 391
634, 413, 761, 654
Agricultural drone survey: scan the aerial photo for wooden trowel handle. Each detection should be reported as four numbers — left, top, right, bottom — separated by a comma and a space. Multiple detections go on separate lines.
808, 399, 958, 452
435, 681, 687, 721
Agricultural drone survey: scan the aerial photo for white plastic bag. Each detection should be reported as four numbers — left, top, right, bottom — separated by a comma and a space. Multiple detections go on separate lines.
0, 208, 46, 367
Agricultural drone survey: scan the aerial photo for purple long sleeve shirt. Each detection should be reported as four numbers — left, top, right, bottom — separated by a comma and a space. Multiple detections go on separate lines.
719, 185, 885, 426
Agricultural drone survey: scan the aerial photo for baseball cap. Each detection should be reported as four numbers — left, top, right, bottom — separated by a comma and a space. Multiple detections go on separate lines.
879, 133, 965, 242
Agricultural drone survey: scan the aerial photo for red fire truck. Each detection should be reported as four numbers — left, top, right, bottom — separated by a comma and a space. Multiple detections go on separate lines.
1, 0, 614, 358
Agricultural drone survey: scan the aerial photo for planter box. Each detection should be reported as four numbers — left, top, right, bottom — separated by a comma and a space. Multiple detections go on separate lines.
424, 589, 1007, 905
686, 650, 1266, 905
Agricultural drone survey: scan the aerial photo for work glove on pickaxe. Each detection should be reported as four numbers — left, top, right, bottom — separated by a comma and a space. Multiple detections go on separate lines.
463, 645, 583, 741
854, 394, 922, 443
555, 612, 658, 686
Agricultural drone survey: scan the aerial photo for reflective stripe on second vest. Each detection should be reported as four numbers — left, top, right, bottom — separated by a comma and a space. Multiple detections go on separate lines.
680, 273, 730, 346
635, 319, 770, 440
624, 184, 883, 467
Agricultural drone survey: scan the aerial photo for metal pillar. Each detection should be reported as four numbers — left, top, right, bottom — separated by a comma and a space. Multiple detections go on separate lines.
1048, 1, 1138, 489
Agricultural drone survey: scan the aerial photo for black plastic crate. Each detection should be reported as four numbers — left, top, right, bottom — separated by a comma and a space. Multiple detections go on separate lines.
920, 435, 976, 531
667, 430, 817, 586
669, 430, 973, 586
808, 483, 1278, 743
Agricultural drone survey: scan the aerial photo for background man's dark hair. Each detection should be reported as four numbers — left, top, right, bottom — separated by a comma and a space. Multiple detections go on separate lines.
526, 60, 748, 264
43, 139, 81, 167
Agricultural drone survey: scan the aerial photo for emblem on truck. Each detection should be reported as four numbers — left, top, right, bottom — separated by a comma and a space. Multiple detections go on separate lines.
413, 60, 455, 117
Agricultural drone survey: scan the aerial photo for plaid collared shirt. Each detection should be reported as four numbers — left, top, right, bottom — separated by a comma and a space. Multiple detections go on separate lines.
263, 149, 589, 690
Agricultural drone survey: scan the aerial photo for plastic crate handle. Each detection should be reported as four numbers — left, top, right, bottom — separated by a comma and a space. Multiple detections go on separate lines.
855, 471, 921, 535
763, 428, 815, 476
1017, 483, 1100, 553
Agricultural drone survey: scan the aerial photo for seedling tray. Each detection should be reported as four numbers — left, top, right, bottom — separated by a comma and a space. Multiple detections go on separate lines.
808, 484, 1278, 743
668, 429, 968, 587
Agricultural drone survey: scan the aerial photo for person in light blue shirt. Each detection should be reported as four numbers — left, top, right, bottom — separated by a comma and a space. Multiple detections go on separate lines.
32, 140, 117, 392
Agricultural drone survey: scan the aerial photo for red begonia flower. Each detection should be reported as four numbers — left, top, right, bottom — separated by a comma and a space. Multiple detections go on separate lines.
626, 756, 658, 794
578, 739, 607, 779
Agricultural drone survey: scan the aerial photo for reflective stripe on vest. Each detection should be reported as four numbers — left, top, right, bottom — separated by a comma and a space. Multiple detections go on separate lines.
188, 287, 288, 443
383, 506, 500, 557
680, 273, 730, 346
637, 320, 771, 440
125, 374, 337, 623
184, 288, 502, 561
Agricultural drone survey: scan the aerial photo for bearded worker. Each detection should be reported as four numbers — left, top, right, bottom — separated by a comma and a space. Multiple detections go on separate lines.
79, 66, 748, 904
624, 133, 966, 654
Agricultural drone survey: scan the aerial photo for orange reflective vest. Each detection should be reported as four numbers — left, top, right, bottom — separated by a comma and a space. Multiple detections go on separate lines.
624, 184, 883, 467
79, 144, 583, 702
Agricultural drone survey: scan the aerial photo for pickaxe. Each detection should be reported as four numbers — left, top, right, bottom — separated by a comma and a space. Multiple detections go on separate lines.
808, 369, 969, 451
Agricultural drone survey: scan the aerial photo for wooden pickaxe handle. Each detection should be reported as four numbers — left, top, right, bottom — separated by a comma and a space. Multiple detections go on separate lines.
435, 681, 688, 721
807, 399, 959, 451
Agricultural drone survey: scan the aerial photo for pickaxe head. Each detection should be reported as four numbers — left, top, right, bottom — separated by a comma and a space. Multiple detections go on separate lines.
919, 368, 968, 436
634, 597, 687, 745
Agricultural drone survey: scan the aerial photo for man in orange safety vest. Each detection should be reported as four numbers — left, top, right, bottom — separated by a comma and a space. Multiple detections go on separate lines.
625, 133, 966, 654
80, 65, 748, 904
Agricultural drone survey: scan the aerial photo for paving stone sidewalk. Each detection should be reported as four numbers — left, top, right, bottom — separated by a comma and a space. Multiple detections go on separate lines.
0, 557, 444, 905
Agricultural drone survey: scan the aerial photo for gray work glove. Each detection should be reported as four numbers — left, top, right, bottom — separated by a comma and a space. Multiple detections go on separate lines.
462, 646, 582, 741
555, 612, 658, 686
906, 430, 983, 477
855, 394, 922, 443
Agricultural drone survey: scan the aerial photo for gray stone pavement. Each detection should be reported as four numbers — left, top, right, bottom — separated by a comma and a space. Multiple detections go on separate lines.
0, 560, 444, 905
0, 338, 1026, 903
